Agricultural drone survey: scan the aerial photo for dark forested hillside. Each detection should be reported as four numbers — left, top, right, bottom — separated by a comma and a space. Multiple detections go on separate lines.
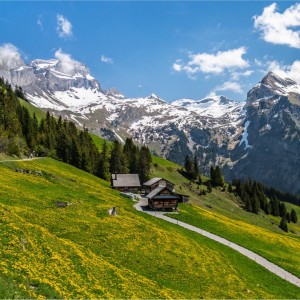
0, 78, 152, 181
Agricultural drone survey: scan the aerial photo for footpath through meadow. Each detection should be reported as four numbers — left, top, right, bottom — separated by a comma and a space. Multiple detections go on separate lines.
134, 199, 300, 288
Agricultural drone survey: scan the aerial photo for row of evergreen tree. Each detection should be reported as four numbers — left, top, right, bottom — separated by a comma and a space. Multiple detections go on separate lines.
104, 138, 152, 183
182, 153, 298, 232
0, 78, 152, 182
232, 178, 298, 231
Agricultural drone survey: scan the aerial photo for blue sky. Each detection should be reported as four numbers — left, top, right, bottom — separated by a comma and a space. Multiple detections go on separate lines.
1, 1, 300, 102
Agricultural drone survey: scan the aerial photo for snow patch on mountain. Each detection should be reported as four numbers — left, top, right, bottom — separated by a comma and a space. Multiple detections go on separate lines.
239, 120, 252, 150
172, 95, 245, 118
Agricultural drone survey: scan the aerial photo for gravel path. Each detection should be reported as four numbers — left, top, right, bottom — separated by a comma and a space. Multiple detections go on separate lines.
134, 200, 300, 288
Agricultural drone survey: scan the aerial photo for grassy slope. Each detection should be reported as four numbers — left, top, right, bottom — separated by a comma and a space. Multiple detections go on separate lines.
151, 159, 300, 281
19, 98, 46, 122
0, 158, 299, 298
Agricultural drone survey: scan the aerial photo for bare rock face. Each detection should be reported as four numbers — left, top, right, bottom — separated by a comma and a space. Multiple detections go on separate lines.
223, 73, 300, 194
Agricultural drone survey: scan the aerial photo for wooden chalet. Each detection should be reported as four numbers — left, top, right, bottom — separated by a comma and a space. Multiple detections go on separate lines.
144, 177, 189, 210
111, 174, 141, 192
143, 178, 175, 194
146, 185, 180, 210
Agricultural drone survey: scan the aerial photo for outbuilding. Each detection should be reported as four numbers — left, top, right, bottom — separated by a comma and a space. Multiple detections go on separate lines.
111, 174, 141, 193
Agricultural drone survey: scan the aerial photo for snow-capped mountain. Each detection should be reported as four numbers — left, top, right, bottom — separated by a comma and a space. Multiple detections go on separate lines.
171, 95, 244, 118
247, 71, 300, 103
223, 71, 300, 194
2, 56, 300, 194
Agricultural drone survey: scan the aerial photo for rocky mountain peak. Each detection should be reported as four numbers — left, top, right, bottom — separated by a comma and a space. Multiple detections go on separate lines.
148, 93, 160, 100
247, 71, 300, 104
261, 71, 297, 92
105, 87, 125, 99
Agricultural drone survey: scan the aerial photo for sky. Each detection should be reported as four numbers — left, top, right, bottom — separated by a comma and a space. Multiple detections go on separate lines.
1, 1, 300, 102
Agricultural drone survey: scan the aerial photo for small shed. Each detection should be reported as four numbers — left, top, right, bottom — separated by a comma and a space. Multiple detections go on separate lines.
147, 186, 180, 210
111, 174, 141, 192
143, 177, 175, 194
177, 193, 190, 203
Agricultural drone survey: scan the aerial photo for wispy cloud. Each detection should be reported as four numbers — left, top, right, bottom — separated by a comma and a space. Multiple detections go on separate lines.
230, 70, 253, 81
101, 55, 113, 64
56, 14, 73, 38
172, 47, 249, 78
37, 15, 43, 30
254, 3, 300, 48
209, 81, 243, 97
54, 49, 80, 74
0, 43, 23, 69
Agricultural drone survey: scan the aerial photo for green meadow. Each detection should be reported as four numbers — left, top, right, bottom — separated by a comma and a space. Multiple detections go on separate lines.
0, 158, 299, 298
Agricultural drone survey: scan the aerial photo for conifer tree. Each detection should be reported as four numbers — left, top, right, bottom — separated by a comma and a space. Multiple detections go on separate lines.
279, 217, 288, 232
184, 155, 193, 178
139, 145, 152, 183
214, 166, 224, 187
251, 194, 260, 214
123, 137, 139, 173
286, 212, 291, 223
193, 156, 199, 180
279, 202, 287, 218
291, 209, 298, 223
109, 140, 128, 174
98, 141, 110, 181
210, 166, 216, 185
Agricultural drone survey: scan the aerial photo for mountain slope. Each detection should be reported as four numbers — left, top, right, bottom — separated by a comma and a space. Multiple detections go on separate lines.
224, 72, 300, 194
0, 158, 300, 298
2, 56, 300, 194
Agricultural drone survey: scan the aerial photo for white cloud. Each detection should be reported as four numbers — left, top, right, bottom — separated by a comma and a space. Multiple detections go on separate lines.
54, 49, 80, 74
56, 14, 73, 38
173, 47, 249, 77
267, 59, 300, 83
172, 62, 182, 72
101, 55, 113, 64
230, 70, 254, 81
213, 81, 243, 94
37, 15, 43, 30
254, 3, 300, 48
0, 43, 23, 69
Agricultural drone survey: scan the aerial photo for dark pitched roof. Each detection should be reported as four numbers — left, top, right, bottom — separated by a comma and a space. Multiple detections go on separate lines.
146, 185, 165, 199
143, 178, 162, 186
111, 174, 141, 188
146, 186, 180, 200
143, 177, 175, 186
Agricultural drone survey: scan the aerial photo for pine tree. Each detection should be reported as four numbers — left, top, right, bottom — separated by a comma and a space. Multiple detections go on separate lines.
139, 145, 152, 183
184, 155, 193, 178
243, 191, 252, 212
279, 217, 288, 232
251, 194, 260, 214
270, 197, 280, 216
192, 156, 199, 180
207, 181, 212, 193
279, 202, 287, 218
109, 140, 128, 174
228, 183, 233, 193
210, 166, 216, 185
98, 141, 110, 181
214, 166, 224, 187
123, 137, 139, 173
263, 199, 270, 215
286, 212, 291, 223
291, 209, 298, 223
